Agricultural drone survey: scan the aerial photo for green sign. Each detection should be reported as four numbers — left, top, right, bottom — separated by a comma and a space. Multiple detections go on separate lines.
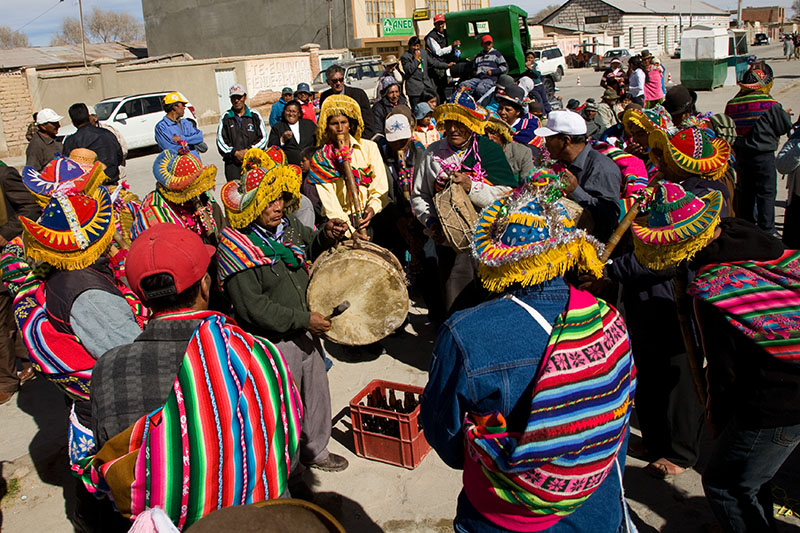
381, 18, 415, 37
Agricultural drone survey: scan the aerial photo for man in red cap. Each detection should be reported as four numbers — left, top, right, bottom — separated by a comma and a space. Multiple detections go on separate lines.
459, 34, 508, 99
425, 14, 461, 103
91, 223, 219, 449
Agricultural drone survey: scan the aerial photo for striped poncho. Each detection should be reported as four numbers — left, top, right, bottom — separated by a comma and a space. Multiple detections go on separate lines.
75, 311, 303, 531
724, 92, 777, 138
463, 288, 636, 530
690, 249, 800, 363
131, 189, 216, 241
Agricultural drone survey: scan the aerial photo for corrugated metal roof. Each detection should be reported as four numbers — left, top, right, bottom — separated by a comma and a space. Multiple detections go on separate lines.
0, 41, 147, 70
541, 0, 728, 24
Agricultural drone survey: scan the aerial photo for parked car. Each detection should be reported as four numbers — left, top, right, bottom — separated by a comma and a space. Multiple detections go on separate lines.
312, 58, 383, 102
672, 44, 681, 58
753, 33, 769, 46
596, 48, 632, 71
531, 46, 567, 81
58, 91, 198, 150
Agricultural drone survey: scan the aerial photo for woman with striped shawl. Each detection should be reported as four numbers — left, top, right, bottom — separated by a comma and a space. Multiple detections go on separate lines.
422, 177, 637, 532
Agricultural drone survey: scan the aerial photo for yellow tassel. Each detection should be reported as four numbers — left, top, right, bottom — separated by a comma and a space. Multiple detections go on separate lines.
633, 214, 720, 270
22, 222, 115, 271
157, 165, 218, 205
225, 167, 301, 229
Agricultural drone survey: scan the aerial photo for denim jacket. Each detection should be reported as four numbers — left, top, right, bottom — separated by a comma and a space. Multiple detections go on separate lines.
422, 278, 628, 532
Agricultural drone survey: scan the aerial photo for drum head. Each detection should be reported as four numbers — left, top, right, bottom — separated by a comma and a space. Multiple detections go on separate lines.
307, 241, 408, 346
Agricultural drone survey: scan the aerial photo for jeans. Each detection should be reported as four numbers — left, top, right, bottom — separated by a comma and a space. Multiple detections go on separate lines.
460, 78, 496, 99
702, 418, 800, 533
736, 150, 778, 233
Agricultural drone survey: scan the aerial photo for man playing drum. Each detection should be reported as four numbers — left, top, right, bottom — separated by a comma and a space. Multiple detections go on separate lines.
307, 95, 389, 239
216, 147, 350, 474
411, 90, 520, 314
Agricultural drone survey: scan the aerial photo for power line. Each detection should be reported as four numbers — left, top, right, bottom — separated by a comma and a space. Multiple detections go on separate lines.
15, 0, 65, 34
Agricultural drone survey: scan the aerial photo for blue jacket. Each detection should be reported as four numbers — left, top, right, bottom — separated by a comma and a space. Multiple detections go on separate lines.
154, 116, 204, 158
422, 279, 629, 532
269, 99, 287, 127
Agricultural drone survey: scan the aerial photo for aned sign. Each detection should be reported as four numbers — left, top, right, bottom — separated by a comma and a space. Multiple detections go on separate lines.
381, 17, 415, 37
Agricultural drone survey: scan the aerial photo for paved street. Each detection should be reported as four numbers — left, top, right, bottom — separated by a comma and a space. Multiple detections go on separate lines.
1, 42, 799, 532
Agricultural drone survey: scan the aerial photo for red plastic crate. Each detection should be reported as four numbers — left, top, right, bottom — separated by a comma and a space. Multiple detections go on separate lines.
349, 379, 432, 469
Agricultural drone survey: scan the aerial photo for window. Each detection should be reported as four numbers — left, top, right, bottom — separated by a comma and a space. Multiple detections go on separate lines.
642, 27, 647, 46
460, 0, 481, 9
629, 27, 633, 47
120, 99, 143, 118
584, 15, 608, 24
142, 96, 163, 115
365, 0, 395, 25
613, 35, 621, 47
427, 0, 448, 16
657, 26, 662, 44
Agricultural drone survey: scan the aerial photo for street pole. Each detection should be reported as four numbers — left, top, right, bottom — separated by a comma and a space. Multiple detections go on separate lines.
327, 0, 333, 49
737, 0, 742, 27
78, 0, 87, 69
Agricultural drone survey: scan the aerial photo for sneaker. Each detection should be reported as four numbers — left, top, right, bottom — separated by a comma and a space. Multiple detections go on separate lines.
308, 453, 349, 472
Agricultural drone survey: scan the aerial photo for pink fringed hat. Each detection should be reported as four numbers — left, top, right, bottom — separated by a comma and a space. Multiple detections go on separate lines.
632, 181, 723, 270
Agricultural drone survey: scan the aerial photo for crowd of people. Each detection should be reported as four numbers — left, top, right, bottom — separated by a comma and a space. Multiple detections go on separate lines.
2, 25, 799, 533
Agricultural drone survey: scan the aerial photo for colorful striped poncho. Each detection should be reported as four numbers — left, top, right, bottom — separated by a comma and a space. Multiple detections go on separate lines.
463, 288, 636, 530
75, 311, 303, 531
216, 224, 307, 285
131, 190, 216, 241
689, 249, 800, 363
307, 144, 375, 186
724, 92, 777, 138
590, 140, 650, 220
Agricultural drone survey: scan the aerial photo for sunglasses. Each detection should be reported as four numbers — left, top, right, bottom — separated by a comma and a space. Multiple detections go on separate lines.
329, 77, 344, 84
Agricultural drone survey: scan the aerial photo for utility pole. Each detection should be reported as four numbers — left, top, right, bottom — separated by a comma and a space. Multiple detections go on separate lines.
327, 0, 333, 49
737, 0, 742, 27
78, 0, 87, 69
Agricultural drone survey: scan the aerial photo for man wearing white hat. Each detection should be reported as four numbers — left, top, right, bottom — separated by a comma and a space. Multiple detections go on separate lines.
25, 108, 63, 172
535, 110, 621, 241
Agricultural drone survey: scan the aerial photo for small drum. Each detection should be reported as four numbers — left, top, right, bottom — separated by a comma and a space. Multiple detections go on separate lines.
560, 198, 594, 233
434, 183, 478, 252
307, 240, 408, 346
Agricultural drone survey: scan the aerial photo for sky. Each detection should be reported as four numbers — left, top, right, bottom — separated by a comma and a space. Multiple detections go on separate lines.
7, 0, 145, 46
7, 0, 797, 47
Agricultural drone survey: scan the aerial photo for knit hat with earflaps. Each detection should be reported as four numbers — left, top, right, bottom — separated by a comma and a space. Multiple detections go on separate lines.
316, 94, 364, 145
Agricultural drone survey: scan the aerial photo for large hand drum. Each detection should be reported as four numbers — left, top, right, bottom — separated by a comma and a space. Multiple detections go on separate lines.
307, 240, 408, 346
434, 182, 478, 252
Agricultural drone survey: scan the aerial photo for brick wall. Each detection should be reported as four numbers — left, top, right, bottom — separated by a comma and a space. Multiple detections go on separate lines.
0, 72, 34, 158
741, 6, 784, 24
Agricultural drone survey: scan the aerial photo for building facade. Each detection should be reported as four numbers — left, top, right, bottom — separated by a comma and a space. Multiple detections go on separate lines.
541, 0, 729, 56
741, 6, 786, 39
142, 0, 488, 61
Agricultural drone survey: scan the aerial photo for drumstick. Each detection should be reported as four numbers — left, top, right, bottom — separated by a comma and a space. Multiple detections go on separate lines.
599, 202, 640, 263
325, 300, 351, 321
337, 134, 368, 239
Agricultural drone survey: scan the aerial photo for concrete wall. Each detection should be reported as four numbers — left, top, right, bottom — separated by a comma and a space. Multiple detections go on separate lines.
142, 0, 354, 59
0, 46, 338, 156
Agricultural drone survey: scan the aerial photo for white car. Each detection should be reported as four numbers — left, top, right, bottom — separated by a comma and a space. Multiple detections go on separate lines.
312, 59, 385, 102
531, 46, 567, 81
59, 91, 198, 150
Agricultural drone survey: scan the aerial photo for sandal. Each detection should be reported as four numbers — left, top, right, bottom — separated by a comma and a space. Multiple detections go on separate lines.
645, 458, 686, 478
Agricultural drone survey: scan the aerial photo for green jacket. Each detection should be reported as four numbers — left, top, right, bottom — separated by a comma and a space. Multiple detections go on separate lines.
225, 214, 333, 340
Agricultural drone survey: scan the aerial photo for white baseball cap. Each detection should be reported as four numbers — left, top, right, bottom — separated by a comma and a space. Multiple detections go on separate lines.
534, 110, 587, 137
385, 114, 412, 142
36, 108, 63, 124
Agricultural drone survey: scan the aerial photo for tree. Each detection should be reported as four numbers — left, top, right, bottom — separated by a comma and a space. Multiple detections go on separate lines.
530, 4, 561, 24
50, 8, 143, 46
85, 8, 143, 43
0, 26, 30, 49
50, 17, 86, 45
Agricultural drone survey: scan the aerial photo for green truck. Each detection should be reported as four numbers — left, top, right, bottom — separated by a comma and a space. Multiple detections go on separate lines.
444, 5, 531, 76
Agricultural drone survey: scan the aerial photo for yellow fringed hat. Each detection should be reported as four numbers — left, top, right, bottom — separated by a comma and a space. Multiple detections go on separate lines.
433, 89, 488, 135
621, 105, 673, 137
484, 112, 514, 143
472, 181, 606, 292
221, 147, 302, 229
632, 181, 723, 270
316, 94, 364, 145
153, 149, 217, 204
649, 126, 730, 181
20, 187, 115, 271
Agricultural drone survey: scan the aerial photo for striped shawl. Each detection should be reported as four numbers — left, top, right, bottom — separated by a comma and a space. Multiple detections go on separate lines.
724, 92, 777, 138
463, 288, 636, 529
75, 311, 303, 531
